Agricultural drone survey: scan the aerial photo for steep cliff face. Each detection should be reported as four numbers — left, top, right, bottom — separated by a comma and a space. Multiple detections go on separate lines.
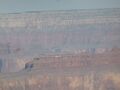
0, 8, 120, 73
0, 49, 120, 90
0, 9, 120, 55
0, 9, 120, 90
24, 48, 120, 72
0, 8, 120, 29
0, 56, 31, 73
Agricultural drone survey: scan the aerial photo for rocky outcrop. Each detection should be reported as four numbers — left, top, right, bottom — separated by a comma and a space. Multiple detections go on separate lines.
0, 9, 120, 55
0, 49, 120, 90
0, 8, 120, 89
0, 8, 120, 73
24, 48, 120, 71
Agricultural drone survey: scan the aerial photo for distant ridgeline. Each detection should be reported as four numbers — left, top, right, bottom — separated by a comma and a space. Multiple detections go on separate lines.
0, 8, 120, 55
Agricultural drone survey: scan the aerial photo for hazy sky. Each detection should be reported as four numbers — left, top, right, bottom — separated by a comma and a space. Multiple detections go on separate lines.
0, 0, 120, 13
